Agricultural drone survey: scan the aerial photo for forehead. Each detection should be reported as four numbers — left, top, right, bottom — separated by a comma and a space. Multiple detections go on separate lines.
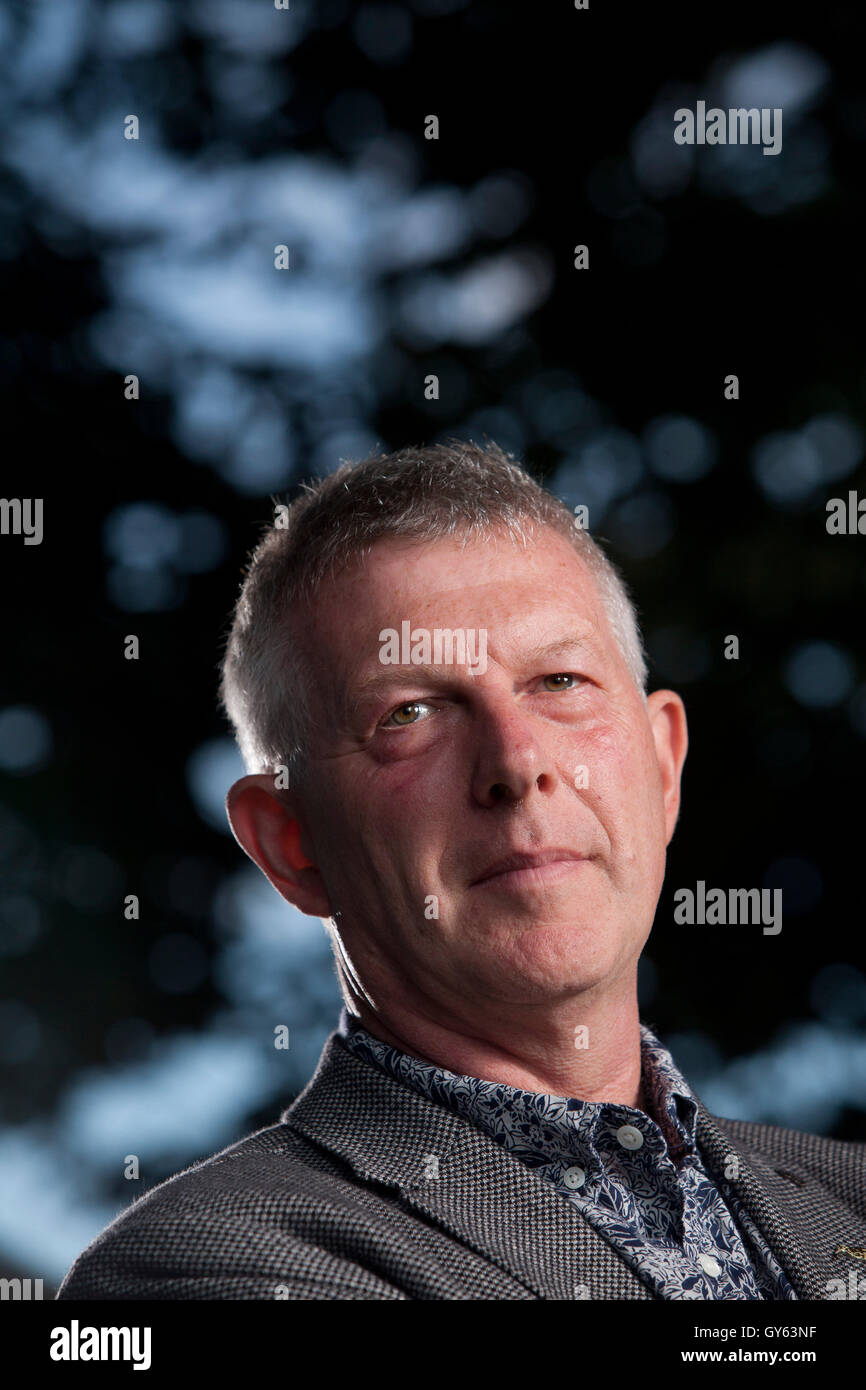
299, 525, 616, 669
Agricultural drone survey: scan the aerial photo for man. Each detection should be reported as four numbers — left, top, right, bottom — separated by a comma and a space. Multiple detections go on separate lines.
57, 440, 866, 1300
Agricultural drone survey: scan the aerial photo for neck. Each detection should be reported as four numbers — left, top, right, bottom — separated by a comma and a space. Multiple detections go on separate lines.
348, 979, 645, 1109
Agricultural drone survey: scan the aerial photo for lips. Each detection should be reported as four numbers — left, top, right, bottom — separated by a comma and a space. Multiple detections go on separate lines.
470, 848, 587, 887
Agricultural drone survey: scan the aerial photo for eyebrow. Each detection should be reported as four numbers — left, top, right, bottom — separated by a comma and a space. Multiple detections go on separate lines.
345, 632, 598, 715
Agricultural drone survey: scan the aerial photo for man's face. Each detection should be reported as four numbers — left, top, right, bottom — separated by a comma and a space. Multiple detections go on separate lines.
284, 526, 686, 1018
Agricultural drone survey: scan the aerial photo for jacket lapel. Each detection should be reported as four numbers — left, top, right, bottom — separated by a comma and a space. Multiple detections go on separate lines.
693, 1093, 829, 1299
285, 1034, 653, 1300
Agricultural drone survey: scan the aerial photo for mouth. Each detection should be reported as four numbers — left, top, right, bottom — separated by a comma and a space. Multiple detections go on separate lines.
469, 849, 589, 888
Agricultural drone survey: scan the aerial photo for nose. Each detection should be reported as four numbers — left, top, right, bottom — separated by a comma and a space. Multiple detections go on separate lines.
469, 695, 559, 807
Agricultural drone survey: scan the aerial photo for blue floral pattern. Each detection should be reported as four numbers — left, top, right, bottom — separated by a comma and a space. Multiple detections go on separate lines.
337, 1009, 796, 1301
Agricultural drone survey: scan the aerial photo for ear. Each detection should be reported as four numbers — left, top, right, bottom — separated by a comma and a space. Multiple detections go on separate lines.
645, 690, 689, 845
225, 773, 332, 918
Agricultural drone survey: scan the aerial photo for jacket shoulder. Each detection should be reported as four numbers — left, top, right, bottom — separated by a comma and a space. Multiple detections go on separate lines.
55, 1121, 408, 1301
709, 1112, 866, 1218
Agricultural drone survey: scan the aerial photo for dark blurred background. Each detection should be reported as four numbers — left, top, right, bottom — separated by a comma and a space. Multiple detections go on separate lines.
1, 0, 865, 1295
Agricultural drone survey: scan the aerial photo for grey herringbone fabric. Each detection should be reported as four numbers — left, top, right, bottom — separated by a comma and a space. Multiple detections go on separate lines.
56, 1031, 866, 1300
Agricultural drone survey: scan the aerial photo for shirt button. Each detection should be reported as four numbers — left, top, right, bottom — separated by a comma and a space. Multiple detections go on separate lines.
563, 1165, 586, 1190
698, 1254, 722, 1278
615, 1124, 644, 1150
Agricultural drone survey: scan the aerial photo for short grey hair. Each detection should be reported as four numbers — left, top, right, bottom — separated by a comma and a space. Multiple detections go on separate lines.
219, 439, 650, 786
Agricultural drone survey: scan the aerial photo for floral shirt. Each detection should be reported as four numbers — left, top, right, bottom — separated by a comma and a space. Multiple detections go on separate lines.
337, 1009, 797, 1301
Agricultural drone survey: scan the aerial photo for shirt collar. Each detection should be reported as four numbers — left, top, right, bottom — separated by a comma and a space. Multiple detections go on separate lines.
337, 1007, 698, 1166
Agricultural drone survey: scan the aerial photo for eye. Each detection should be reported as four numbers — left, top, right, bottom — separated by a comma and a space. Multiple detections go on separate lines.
541, 673, 582, 691
382, 700, 435, 728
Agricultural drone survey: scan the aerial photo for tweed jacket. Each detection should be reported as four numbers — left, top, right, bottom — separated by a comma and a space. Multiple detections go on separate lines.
56, 1029, 866, 1300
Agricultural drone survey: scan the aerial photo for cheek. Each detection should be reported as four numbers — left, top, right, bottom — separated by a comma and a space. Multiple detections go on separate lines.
365, 754, 459, 842
569, 722, 638, 803
319, 764, 447, 892
572, 724, 664, 847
